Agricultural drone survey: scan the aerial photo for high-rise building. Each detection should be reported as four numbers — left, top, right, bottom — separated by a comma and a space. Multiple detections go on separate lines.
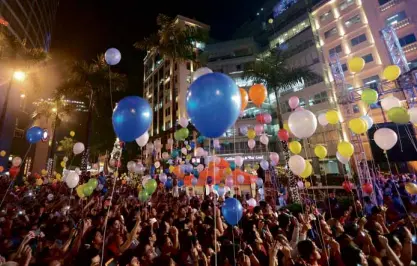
142, 15, 209, 144
0, 0, 59, 51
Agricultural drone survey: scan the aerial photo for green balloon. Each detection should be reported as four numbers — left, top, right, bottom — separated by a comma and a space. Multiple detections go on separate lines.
144, 179, 157, 194
388, 107, 409, 124
138, 190, 149, 202
88, 178, 98, 189
83, 184, 94, 196
179, 128, 189, 139
174, 130, 182, 141
361, 89, 378, 104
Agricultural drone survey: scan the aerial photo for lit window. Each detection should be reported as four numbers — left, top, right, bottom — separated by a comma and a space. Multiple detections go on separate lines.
324, 27, 338, 39
385, 11, 407, 26
339, 0, 355, 11
350, 34, 367, 46
344, 14, 361, 28
398, 34, 416, 47
320, 10, 332, 21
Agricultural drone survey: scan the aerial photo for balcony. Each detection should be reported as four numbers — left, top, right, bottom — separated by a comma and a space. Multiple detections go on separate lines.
380, 0, 403, 12
403, 42, 417, 54
392, 17, 412, 31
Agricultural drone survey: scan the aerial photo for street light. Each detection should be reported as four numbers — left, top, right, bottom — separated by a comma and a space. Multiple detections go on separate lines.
52, 107, 57, 113
13, 71, 26, 82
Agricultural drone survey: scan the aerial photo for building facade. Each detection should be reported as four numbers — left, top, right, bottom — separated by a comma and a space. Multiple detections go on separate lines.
142, 16, 209, 145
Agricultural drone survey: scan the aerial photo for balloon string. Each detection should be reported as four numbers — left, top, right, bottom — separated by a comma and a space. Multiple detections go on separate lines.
321, 127, 333, 219
109, 67, 114, 110
0, 144, 33, 210
209, 140, 218, 266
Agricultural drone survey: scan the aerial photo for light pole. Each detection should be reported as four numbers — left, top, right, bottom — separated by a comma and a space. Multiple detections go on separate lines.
47, 107, 58, 176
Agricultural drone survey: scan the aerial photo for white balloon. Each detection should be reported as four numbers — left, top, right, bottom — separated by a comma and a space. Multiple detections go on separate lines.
63, 156, 68, 162
213, 139, 220, 148
318, 113, 328, 126
192, 67, 213, 82
75, 167, 81, 175
127, 161, 136, 172
162, 152, 170, 160
361, 115, 374, 130
381, 96, 401, 111
154, 161, 160, 168
73, 142, 85, 155
248, 139, 256, 149
237, 175, 245, 184
409, 107, 417, 124
247, 198, 257, 207
47, 194, 54, 201
178, 117, 189, 128
297, 181, 304, 189
135, 132, 149, 147
134, 164, 144, 174
197, 164, 204, 172
196, 147, 205, 157
65, 172, 79, 188
288, 155, 306, 176
288, 109, 317, 139
260, 160, 269, 170
12, 156, 22, 167
159, 173, 167, 183
260, 134, 269, 145
181, 147, 187, 155
336, 152, 350, 164
167, 138, 174, 145
235, 156, 244, 167
374, 128, 398, 150
269, 152, 279, 163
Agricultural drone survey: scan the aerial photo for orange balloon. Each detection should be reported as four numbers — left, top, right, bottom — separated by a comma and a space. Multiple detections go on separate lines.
249, 84, 267, 107
0, 166, 3, 172
240, 88, 248, 111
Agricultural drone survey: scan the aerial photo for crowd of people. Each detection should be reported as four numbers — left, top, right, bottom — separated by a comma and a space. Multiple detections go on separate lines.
1, 171, 417, 266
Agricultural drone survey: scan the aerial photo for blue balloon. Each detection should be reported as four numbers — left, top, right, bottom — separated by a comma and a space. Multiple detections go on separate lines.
193, 169, 199, 177
171, 150, 179, 158
165, 179, 173, 189
197, 136, 206, 144
105, 48, 121, 65
214, 184, 219, 191
112, 96, 152, 142
222, 198, 243, 226
26, 126, 43, 144
207, 176, 213, 185
229, 161, 236, 170
186, 73, 241, 138
191, 177, 198, 186
190, 141, 196, 149
178, 179, 184, 187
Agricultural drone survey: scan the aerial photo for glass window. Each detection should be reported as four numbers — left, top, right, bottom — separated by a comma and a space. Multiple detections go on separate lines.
340, 0, 355, 10
236, 64, 242, 71
362, 75, 380, 87
344, 14, 361, 27
324, 27, 338, 39
362, 53, 374, 63
320, 10, 332, 21
186, 62, 191, 70
350, 34, 367, 46
385, 11, 407, 26
379, 0, 391, 5
398, 34, 416, 47
165, 107, 170, 117
329, 45, 343, 55
341, 63, 348, 72
309, 91, 328, 105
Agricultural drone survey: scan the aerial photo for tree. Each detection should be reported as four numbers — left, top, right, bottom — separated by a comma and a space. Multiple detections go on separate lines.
56, 55, 127, 171
32, 97, 75, 169
58, 137, 75, 158
244, 48, 319, 203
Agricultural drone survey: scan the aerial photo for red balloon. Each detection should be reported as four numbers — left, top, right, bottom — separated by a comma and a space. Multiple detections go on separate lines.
362, 183, 373, 194
256, 114, 265, 124
342, 181, 354, 192
278, 129, 289, 142
9, 166, 20, 178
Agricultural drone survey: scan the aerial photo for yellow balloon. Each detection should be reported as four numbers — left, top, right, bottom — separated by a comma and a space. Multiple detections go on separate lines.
305, 181, 311, 188
247, 129, 256, 139
348, 57, 365, 73
337, 141, 354, 158
76, 185, 85, 198
348, 118, 367, 134
383, 65, 401, 81
289, 141, 302, 154
41, 169, 48, 176
36, 179, 43, 186
60, 161, 66, 168
56, 173, 62, 181
284, 123, 291, 133
300, 161, 313, 178
224, 167, 232, 176
169, 165, 175, 173
314, 145, 327, 159
0, 150, 5, 157
325, 110, 339, 124
70, 131, 75, 137
405, 182, 417, 195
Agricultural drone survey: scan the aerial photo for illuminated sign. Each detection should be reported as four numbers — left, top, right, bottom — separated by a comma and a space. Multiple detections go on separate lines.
223, 155, 265, 161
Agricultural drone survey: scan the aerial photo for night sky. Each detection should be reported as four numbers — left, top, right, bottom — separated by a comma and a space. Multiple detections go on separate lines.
51, 0, 268, 94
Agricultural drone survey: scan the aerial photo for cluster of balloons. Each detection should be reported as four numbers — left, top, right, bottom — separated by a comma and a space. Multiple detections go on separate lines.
76, 178, 98, 198
348, 56, 401, 82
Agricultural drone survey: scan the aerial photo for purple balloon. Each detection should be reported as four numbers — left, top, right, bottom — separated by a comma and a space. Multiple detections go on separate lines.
207, 176, 213, 185
263, 113, 272, 124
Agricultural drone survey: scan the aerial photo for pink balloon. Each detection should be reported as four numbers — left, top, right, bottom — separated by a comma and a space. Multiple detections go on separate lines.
226, 177, 234, 187
269, 152, 279, 163
263, 113, 272, 124
288, 96, 300, 109
254, 124, 264, 135
248, 139, 256, 149
295, 106, 304, 111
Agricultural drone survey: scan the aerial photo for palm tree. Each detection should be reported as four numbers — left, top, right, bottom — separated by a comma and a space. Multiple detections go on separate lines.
134, 14, 208, 135
56, 55, 126, 172
244, 48, 319, 203
0, 25, 48, 148
32, 97, 75, 172
57, 137, 75, 158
